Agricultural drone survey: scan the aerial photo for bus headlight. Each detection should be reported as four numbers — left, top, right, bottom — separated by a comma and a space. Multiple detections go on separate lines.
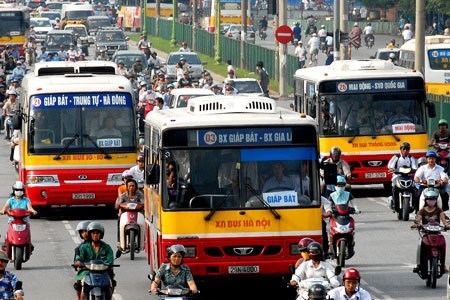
27, 175, 59, 186
107, 173, 124, 185
290, 243, 301, 255
184, 247, 196, 258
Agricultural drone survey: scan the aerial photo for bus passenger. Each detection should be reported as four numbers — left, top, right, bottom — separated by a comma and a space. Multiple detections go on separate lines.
129, 155, 145, 183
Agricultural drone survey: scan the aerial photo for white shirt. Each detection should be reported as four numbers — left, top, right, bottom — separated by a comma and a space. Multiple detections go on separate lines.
402, 29, 413, 41
318, 28, 327, 38
129, 165, 144, 182
363, 26, 374, 35
291, 260, 340, 288
414, 164, 448, 182
294, 45, 307, 61
308, 37, 320, 50
328, 286, 372, 300
387, 154, 417, 170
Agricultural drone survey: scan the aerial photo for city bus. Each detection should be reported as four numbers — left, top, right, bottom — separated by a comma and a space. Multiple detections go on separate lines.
143, 95, 322, 284
17, 61, 138, 214
398, 35, 450, 96
293, 60, 435, 191
0, 4, 30, 56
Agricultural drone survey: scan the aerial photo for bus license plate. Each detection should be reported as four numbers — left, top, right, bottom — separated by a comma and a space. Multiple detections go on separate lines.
228, 265, 259, 274
72, 193, 96, 199
365, 172, 386, 179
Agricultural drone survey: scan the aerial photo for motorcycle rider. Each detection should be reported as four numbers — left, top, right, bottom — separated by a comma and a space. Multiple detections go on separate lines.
259, 16, 268, 38
307, 283, 327, 300
74, 222, 115, 300
294, 41, 307, 69
387, 142, 417, 209
2, 89, 19, 140
414, 150, 449, 212
129, 154, 145, 184
0, 181, 37, 222
429, 119, 450, 146
305, 15, 317, 36
318, 25, 327, 51
327, 268, 372, 300
363, 22, 374, 47
150, 244, 199, 294
320, 146, 352, 195
0, 250, 24, 300
294, 237, 314, 268
73, 220, 91, 300
290, 242, 340, 290
137, 35, 152, 58
178, 41, 191, 52
307, 33, 320, 65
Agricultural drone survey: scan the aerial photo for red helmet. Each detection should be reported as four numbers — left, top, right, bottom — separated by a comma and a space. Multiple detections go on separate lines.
343, 268, 361, 281
298, 237, 314, 252
182, 41, 187, 46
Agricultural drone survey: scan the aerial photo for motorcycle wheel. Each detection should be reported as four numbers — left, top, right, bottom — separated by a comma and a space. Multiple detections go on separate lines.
402, 196, 410, 221
14, 247, 23, 270
130, 230, 136, 261
337, 239, 347, 268
431, 257, 438, 288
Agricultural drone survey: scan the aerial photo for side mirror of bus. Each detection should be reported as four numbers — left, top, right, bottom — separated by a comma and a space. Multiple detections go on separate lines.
146, 163, 160, 185
426, 101, 436, 118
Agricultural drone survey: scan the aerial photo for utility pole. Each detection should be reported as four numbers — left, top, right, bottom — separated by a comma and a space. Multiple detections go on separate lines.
192, 0, 197, 52
415, 0, 425, 77
240, 0, 247, 68
214, 0, 221, 63
155, 0, 160, 36
170, 0, 178, 46
278, 0, 287, 99
339, 0, 349, 60
333, 0, 340, 61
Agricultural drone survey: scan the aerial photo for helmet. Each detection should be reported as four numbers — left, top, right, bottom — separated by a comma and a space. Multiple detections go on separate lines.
117, 60, 124, 65
336, 175, 346, 185
122, 169, 132, 179
389, 53, 396, 59
312, 33, 317, 37
135, 57, 141, 62
182, 41, 187, 46
307, 242, 323, 260
439, 119, 448, 128
330, 146, 341, 158
400, 142, 410, 150
308, 283, 327, 299
12, 181, 24, 191
354, 23, 358, 27
390, 38, 395, 44
0, 251, 8, 262
425, 150, 437, 158
424, 190, 439, 199
167, 244, 186, 259
343, 267, 361, 281
87, 222, 104, 239
417, 157, 427, 166
404, 25, 409, 29
137, 155, 145, 162
75, 220, 91, 238
298, 237, 314, 252
321, 25, 325, 28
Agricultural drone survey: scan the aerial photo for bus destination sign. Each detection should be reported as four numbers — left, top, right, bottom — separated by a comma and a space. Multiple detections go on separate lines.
336, 79, 408, 94
198, 128, 293, 146
31, 93, 133, 108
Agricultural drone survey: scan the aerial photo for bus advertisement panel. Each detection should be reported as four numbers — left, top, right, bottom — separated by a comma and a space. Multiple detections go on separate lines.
19, 62, 137, 213
399, 35, 450, 96
143, 96, 323, 283
0, 6, 30, 55
293, 60, 434, 191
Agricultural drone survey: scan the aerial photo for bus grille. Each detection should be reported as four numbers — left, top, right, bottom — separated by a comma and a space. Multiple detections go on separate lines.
204, 245, 282, 257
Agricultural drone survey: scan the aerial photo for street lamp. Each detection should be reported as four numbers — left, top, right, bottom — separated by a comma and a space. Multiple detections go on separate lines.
170, 0, 177, 46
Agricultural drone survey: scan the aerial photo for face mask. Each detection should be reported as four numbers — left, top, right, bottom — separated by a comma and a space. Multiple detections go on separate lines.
14, 190, 23, 197
426, 199, 437, 207
335, 186, 345, 194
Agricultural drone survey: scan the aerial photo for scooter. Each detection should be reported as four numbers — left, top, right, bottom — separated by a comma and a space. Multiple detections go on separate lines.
258, 28, 267, 40
365, 34, 374, 49
328, 202, 360, 268
288, 264, 332, 300
413, 221, 446, 288
116, 202, 145, 260
389, 166, 416, 221
81, 259, 119, 300
2, 209, 33, 270
319, 36, 327, 53
433, 142, 450, 174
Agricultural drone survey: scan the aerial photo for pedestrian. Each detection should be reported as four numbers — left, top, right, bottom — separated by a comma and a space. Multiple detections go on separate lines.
255, 61, 269, 97
294, 41, 307, 69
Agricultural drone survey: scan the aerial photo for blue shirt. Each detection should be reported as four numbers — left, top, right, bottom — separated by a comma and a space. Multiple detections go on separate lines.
0, 270, 21, 299
6, 196, 31, 223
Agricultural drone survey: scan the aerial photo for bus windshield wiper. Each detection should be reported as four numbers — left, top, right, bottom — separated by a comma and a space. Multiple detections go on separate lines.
204, 196, 229, 221
53, 134, 79, 160
245, 183, 281, 219
83, 134, 112, 159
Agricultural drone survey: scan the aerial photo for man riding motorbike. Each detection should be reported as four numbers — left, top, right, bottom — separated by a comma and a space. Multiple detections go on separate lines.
292, 22, 302, 44
327, 268, 372, 300
429, 118, 450, 147
0, 250, 24, 300
73, 220, 91, 299
363, 22, 375, 48
320, 147, 352, 195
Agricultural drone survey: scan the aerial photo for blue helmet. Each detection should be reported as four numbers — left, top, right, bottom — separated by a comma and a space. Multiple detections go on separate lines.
425, 151, 437, 158
336, 175, 346, 185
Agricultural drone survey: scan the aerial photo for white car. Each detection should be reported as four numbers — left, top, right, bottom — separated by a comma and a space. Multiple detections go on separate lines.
168, 88, 215, 109
31, 17, 53, 42
224, 24, 256, 43
230, 78, 264, 96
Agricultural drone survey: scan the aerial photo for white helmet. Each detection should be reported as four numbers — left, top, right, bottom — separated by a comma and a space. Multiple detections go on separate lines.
12, 181, 25, 190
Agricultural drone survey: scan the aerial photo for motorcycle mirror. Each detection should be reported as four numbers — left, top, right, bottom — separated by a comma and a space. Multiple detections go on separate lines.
288, 263, 295, 274
15, 281, 22, 289
335, 266, 342, 275
115, 249, 122, 259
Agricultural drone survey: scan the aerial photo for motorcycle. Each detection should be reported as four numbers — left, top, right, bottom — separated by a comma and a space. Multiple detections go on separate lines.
115, 202, 144, 260
80, 259, 119, 300
258, 28, 267, 40
413, 221, 447, 288
149, 285, 195, 300
328, 202, 360, 268
418, 178, 447, 211
319, 36, 327, 53
389, 166, 416, 221
432, 142, 450, 173
365, 34, 374, 49
1, 209, 33, 270
295, 278, 330, 300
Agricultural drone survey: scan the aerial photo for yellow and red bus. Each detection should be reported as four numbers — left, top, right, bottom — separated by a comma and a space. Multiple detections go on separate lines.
293, 60, 435, 191
18, 61, 137, 214
0, 4, 30, 56
142, 95, 322, 283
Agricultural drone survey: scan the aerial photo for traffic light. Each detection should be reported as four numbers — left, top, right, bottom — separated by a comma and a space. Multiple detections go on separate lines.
267, 0, 276, 15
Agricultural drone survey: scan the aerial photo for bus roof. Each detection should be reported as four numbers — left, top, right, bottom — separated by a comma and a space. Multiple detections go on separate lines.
293, 59, 424, 81
32, 60, 118, 76
145, 96, 317, 130
400, 35, 450, 51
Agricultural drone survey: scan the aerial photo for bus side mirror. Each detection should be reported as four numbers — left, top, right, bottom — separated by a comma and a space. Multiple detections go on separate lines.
426, 101, 436, 118
146, 163, 160, 185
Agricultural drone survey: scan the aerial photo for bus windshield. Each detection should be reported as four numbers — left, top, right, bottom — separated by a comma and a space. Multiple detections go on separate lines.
319, 91, 426, 136
0, 12, 26, 36
28, 92, 136, 154
428, 49, 450, 70
161, 146, 318, 210
66, 10, 95, 20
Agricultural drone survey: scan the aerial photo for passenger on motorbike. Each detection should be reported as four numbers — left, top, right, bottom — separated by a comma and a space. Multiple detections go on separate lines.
414, 151, 449, 212
10, 61, 25, 83
118, 169, 133, 198
74, 222, 115, 300
0, 181, 37, 223
117, 61, 129, 77
290, 242, 339, 288
320, 146, 352, 194
307, 283, 328, 300
73, 220, 91, 300
178, 41, 191, 52
294, 238, 314, 268
327, 268, 372, 300
150, 244, 199, 294
307, 33, 320, 65
0, 250, 24, 300
115, 179, 143, 213
363, 22, 374, 47
2, 90, 19, 140
129, 155, 145, 183
429, 119, 450, 146
387, 142, 417, 209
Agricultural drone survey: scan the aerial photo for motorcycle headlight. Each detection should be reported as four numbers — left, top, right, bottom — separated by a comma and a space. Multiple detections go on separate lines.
12, 224, 27, 231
